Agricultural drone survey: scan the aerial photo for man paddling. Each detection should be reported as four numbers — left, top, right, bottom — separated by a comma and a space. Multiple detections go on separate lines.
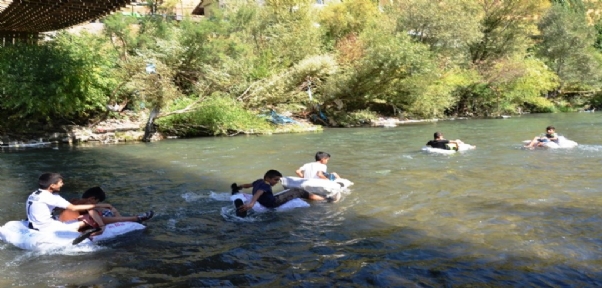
426, 132, 473, 151
231, 170, 327, 218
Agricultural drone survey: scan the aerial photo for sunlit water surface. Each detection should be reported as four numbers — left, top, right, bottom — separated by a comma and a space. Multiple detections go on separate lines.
1, 113, 602, 287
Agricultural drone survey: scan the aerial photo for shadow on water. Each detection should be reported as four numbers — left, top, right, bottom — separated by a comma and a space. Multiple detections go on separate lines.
66, 201, 602, 287
1, 112, 602, 286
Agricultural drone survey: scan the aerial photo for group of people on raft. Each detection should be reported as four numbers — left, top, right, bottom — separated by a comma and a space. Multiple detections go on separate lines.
21, 126, 560, 243
231, 151, 343, 217
24, 151, 342, 242
233, 126, 563, 218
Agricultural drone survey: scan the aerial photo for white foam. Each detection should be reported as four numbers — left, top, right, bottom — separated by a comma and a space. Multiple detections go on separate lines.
181, 192, 204, 202
209, 191, 232, 201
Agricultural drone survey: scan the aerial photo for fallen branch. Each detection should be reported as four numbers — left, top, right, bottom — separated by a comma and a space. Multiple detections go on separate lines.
559, 90, 599, 95
237, 82, 258, 102
155, 96, 207, 119
227, 130, 243, 137
167, 123, 211, 132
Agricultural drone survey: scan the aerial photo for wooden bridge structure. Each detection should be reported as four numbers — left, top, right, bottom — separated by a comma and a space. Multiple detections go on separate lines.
0, 0, 133, 44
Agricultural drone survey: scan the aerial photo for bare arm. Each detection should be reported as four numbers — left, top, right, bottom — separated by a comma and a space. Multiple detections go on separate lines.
295, 169, 304, 177
66, 203, 113, 212
237, 183, 253, 189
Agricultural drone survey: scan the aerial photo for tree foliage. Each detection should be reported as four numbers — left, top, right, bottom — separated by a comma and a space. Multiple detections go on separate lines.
3, 0, 602, 136
393, 0, 483, 63
318, 0, 380, 46
0, 32, 116, 128
469, 0, 549, 65
537, 3, 602, 91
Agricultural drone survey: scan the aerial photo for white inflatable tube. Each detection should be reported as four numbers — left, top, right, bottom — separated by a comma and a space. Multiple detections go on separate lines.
280, 176, 353, 198
522, 136, 578, 149
0, 220, 146, 250
422, 143, 476, 154
230, 190, 310, 213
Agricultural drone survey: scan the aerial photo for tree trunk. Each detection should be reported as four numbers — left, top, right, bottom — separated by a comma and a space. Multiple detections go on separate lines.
142, 107, 160, 142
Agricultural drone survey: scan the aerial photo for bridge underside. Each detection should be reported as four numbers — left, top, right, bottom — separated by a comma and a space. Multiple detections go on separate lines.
0, 0, 132, 44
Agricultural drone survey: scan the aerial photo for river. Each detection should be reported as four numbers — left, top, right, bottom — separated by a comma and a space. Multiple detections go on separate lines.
1, 112, 601, 286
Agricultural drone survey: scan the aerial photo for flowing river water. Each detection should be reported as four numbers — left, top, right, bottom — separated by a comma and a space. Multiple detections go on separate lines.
1, 113, 602, 287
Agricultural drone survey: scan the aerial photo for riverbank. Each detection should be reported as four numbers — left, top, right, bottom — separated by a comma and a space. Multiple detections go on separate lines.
0, 110, 442, 147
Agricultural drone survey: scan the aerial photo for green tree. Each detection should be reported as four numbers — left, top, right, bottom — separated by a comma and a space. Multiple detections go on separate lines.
469, 0, 549, 65
0, 32, 116, 128
318, 0, 380, 47
549, 0, 585, 11
321, 19, 453, 118
393, 0, 482, 64
103, 13, 141, 60
537, 3, 602, 91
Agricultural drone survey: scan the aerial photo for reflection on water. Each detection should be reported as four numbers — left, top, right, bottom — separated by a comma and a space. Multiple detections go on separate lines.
1, 113, 602, 286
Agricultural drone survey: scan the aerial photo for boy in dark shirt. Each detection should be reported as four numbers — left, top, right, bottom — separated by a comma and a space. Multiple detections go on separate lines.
233, 170, 326, 217
426, 132, 466, 150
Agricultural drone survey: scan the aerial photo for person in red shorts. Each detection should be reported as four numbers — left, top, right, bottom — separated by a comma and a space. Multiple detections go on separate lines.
59, 186, 154, 235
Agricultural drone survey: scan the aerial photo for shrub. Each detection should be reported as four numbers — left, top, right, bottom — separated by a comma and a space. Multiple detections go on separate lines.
330, 109, 379, 127
156, 95, 273, 136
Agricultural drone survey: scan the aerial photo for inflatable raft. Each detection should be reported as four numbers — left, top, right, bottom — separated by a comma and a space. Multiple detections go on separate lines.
230, 190, 310, 214
280, 176, 353, 199
421, 143, 476, 155
0, 220, 146, 250
522, 136, 578, 149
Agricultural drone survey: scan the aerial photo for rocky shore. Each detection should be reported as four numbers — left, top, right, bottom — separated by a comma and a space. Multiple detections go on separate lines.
0, 120, 147, 148
0, 111, 148, 148
0, 110, 437, 148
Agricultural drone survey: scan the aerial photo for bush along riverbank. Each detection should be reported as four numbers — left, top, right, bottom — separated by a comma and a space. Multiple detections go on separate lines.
0, 108, 447, 147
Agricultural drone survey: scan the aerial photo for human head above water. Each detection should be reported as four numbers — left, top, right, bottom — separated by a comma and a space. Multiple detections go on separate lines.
434, 132, 443, 140
546, 126, 555, 132
263, 169, 283, 180
38, 173, 63, 190
315, 151, 331, 161
82, 186, 106, 202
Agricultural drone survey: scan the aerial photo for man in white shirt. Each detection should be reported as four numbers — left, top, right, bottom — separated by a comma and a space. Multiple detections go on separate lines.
26, 173, 114, 233
295, 151, 340, 180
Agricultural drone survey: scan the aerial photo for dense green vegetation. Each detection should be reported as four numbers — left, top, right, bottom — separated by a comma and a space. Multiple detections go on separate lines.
1, 0, 602, 137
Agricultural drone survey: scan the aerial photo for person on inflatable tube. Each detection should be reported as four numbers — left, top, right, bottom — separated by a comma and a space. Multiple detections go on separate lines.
58, 186, 154, 234
524, 126, 559, 148
26, 173, 114, 235
233, 170, 327, 217
426, 132, 468, 151
296, 151, 341, 181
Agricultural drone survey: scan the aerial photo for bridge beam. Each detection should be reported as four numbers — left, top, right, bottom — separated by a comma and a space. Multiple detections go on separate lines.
0, 0, 132, 33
